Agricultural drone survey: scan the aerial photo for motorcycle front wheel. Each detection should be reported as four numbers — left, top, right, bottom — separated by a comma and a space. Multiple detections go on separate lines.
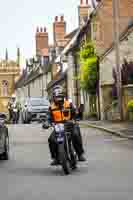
58, 143, 71, 175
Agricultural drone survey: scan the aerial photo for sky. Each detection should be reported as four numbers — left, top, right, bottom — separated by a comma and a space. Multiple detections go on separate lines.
0, 0, 93, 67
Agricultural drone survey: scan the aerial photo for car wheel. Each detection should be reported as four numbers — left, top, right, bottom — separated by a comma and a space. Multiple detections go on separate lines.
24, 112, 30, 124
1, 136, 9, 160
26, 113, 31, 124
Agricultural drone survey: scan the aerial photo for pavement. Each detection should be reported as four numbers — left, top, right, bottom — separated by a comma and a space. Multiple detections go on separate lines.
1, 123, 133, 200
80, 120, 133, 139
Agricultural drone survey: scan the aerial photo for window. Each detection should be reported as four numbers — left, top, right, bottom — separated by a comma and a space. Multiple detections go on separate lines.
2, 80, 8, 97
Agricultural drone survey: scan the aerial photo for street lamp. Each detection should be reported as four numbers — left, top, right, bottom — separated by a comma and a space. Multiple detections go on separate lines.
112, 0, 123, 120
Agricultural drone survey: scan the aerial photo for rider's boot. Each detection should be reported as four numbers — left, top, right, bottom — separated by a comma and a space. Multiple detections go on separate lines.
50, 159, 60, 166
78, 153, 86, 162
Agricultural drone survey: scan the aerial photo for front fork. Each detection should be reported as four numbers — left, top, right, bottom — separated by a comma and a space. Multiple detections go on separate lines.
57, 135, 71, 163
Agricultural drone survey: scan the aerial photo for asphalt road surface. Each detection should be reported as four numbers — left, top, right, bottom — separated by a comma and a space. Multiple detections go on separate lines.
0, 123, 133, 200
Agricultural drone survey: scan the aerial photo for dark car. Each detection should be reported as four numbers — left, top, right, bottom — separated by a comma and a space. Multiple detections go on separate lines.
0, 113, 9, 160
21, 97, 49, 123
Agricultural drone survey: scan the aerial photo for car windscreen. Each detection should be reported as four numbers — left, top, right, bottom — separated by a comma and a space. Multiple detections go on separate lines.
30, 99, 49, 106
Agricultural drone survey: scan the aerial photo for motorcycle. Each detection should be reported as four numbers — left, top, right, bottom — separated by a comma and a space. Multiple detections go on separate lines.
51, 121, 77, 175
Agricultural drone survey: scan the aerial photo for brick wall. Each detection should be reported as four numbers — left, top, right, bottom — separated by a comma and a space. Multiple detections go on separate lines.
53, 16, 66, 47
94, 0, 133, 55
78, 0, 91, 27
36, 27, 49, 56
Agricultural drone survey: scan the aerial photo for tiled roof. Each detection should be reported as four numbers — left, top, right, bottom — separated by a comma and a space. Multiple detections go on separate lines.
15, 60, 51, 89
64, 28, 79, 39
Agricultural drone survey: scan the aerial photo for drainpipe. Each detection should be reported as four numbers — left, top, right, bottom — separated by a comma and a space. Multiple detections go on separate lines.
112, 0, 123, 120
74, 53, 79, 108
97, 57, 101, 120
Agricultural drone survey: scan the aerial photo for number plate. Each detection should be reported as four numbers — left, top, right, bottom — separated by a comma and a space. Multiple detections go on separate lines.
57, 136, 64, 142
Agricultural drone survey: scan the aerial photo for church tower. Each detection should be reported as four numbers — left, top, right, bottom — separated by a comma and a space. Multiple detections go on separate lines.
17, 47, 20, 66
0, 48, 21, 112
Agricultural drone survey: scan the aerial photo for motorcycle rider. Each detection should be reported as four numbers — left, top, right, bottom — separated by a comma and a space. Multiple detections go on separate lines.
7, 94, 16, 122
10, 94, 20, 123
48, 85, 86, 165
7, 98, 13, 122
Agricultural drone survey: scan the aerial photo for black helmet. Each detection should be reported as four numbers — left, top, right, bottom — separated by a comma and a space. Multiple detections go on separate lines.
53, 85, 64, 104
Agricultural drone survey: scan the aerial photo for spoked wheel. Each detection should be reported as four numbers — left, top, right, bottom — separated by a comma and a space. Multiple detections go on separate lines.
58, 143, 71, 175
70, 151, 77, 170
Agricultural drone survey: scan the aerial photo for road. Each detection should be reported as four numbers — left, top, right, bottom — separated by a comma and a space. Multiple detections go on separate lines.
0, 123, 133, 200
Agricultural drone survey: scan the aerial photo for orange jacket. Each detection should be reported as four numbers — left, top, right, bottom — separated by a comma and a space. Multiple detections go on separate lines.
50, 100, 72, 122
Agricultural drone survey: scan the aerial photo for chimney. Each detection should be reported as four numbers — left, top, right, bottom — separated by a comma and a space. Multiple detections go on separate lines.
60, 15, 64, 21
55, 16, 58, 21
78, 0, 91, 27
80, 0, 83, 5
36, 27, 39, 32
53, 15, 66, 47
36, 26, 49, 57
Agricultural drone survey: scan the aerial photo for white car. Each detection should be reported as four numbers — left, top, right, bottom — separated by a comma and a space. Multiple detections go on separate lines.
20, 97, 49, 124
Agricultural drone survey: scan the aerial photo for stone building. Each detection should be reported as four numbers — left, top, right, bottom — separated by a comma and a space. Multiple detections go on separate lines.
100, 21, 133, 120
0, 49, 20, 112
15, 27, 51, 100
48, 0, 92, 102
91, 0, 133, 120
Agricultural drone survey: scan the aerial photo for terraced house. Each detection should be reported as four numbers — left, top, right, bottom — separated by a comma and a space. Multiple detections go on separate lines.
15, 27, 51, 101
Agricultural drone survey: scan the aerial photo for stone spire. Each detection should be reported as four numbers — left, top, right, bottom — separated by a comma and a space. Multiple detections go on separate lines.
17, 47, 20, 66
5, 48, 8, 61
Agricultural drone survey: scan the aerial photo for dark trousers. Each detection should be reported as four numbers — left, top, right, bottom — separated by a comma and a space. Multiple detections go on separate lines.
8, 109, 12, 121
48, 124, 84, 159
17, 111, 20, 122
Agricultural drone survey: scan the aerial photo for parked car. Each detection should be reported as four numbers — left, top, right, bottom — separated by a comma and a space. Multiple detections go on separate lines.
20, 97, 49, 123
0, 113, 9, 160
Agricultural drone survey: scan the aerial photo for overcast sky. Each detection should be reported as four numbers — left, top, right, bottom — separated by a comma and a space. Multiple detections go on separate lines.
0, 0, 93, 66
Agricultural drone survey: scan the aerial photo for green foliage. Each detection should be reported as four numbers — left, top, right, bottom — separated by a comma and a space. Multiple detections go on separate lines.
73, 75, 80, 80
127, 100, 133, 111
79, 42, 98, 94
47, 63, 52, 72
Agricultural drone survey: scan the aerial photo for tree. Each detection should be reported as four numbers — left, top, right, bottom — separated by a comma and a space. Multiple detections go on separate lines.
79, 42, 98, 115
79, 42, 98, 95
